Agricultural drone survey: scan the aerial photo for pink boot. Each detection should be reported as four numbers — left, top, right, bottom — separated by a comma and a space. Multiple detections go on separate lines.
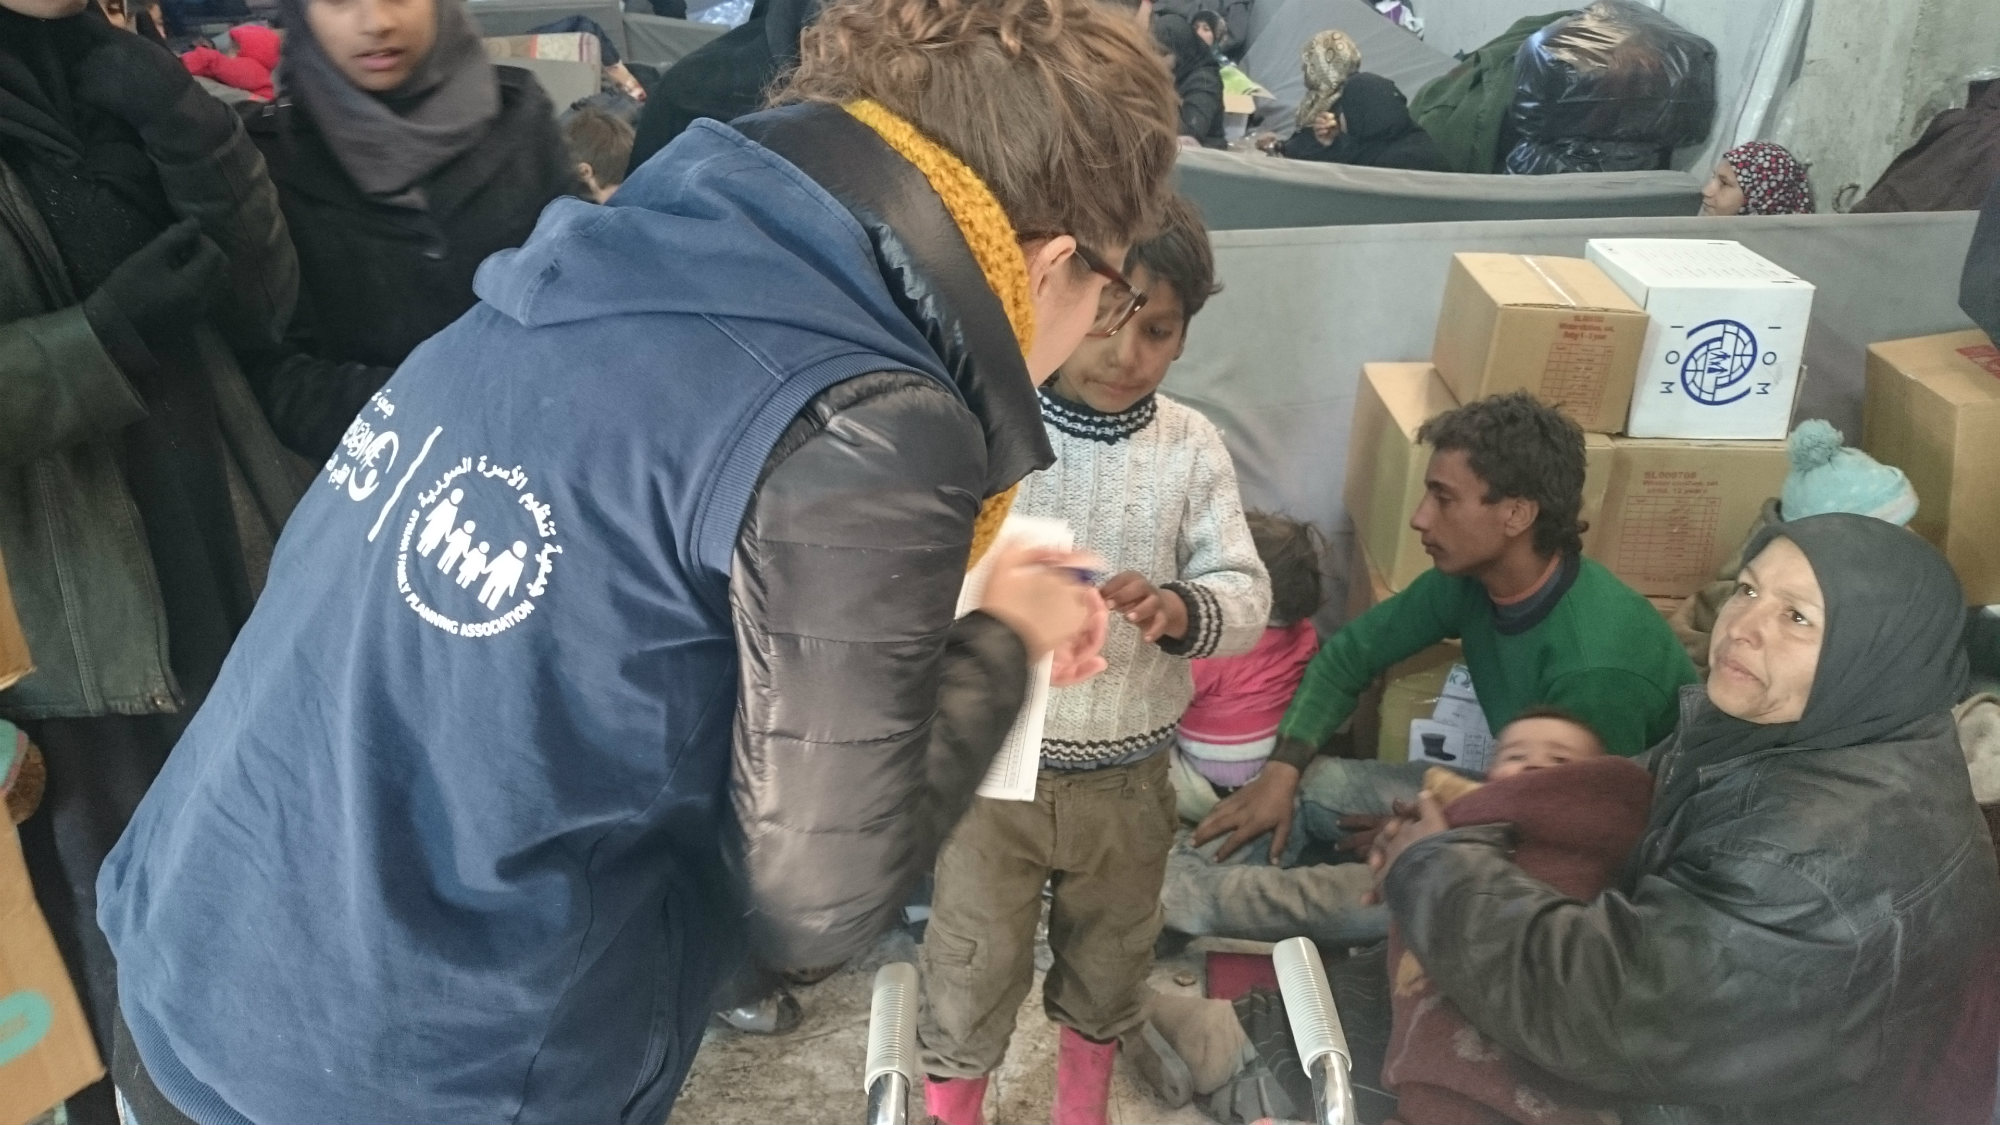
1053, 1026, 1118, 1125
924, 1075, 989, 1125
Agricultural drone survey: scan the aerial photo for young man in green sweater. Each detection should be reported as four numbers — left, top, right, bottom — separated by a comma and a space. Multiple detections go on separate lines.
1161, 392, 1695, 946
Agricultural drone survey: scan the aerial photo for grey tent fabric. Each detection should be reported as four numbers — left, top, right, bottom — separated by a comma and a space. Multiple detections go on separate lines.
467, 0, 628, 53
1175, 146, 1702, 228
621, 13, 727, 66
1160, 211, 1980, 622
1238, 0, 1455, 137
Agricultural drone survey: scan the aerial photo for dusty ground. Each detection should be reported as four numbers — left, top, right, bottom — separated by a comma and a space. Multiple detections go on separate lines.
671, 922, 1228, 1125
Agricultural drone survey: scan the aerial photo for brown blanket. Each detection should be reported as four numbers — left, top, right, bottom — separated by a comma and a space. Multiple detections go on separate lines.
1383, 758, 1653, 1125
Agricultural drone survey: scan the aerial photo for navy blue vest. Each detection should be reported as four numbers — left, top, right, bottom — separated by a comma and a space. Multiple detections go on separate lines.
100, 112, 978, 1124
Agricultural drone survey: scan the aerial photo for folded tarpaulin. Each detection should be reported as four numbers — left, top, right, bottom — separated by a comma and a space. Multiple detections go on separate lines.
1408, 10, 1571, 174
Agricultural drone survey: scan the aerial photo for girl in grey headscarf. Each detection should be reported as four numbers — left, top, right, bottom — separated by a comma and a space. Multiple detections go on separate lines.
274, 0, 501, 207
244, 0, 574, 463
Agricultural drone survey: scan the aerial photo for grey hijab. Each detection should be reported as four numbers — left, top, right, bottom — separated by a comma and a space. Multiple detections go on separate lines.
1657, 513, 1969, 820
276, 0, 500, 205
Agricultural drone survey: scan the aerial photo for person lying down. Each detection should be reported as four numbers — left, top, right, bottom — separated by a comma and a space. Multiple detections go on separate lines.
1380, 709, 1652, 1125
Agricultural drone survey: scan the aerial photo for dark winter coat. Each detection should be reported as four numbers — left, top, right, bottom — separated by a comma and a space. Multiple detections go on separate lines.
1158, 12, 1227, 149
627, 0, 823, 173
1281, 73, 1446, 171
1855, 79, 2000, 214
239, 66, 573, 461
0, 88, 301, 721
1387, 516, 2000, 1125
101, 102, 1047, 1125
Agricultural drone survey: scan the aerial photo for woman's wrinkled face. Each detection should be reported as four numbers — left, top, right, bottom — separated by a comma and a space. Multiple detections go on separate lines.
1708, 536, 1824, 724
2, 0, 90, 19
306, 0, 439, 92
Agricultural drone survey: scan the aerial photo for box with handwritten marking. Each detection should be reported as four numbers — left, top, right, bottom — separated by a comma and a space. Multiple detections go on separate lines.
1431, 253, 1647, 434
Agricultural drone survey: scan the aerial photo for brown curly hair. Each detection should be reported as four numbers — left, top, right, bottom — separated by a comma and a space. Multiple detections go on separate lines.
773, 0, 1180, 254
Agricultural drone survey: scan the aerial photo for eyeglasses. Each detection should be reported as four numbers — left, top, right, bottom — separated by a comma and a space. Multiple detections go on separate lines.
1073, 242, 1147, 338
1021, 233, 1148, 338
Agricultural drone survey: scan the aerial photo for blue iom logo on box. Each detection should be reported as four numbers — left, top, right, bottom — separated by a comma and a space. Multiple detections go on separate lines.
1664, 319, 1780, 406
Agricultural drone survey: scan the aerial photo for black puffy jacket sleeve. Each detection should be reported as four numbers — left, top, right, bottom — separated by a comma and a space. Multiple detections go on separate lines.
728, 371, 1032, 970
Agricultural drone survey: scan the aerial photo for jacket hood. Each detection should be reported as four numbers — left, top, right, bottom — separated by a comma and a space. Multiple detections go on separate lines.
476, 121, 936, 356
474, 105, 1052, 494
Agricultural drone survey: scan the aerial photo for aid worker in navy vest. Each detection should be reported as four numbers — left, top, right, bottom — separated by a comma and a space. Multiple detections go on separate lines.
92, 0, 1185, 1121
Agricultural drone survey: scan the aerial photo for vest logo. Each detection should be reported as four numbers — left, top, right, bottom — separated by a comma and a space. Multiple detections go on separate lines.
323, 390, 561, 640
395, 455, 562, 639
1675, 319, 1765, 407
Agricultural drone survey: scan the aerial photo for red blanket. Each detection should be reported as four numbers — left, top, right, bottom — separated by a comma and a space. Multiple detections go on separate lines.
1383, 757, 1653, 1125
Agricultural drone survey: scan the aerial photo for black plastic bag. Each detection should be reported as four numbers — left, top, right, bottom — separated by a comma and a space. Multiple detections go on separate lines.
1506, 0, 1716, 174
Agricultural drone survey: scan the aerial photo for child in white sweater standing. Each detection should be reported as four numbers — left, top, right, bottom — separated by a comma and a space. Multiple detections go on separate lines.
920, 196, 1271, 1125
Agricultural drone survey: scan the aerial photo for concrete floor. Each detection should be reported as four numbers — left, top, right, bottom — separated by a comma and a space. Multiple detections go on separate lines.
671, 924, 1225, 1125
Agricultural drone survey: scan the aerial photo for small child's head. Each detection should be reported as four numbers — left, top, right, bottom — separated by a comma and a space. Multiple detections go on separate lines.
1047, 192, 1219, 415
562, 106, 636, 204
1243, 510, 1326, 627
1486, 707, 1606, 782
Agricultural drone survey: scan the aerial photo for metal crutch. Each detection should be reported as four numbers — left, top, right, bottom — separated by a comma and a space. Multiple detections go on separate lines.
1274, 936, 1359, 1125
864, 962, 920, 1125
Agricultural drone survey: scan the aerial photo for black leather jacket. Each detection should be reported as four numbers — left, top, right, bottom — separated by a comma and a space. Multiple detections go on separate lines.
722, 107, 1055, 971
1387, 686, 2000, 1124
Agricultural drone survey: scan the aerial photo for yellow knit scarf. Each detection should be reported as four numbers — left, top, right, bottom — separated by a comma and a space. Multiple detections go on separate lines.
843, 99, 1036, 570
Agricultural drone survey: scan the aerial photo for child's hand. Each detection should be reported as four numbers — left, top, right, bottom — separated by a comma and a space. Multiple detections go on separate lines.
1100, 572, 1188, 643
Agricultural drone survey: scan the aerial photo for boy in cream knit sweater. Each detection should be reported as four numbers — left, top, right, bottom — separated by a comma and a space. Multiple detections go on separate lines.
919, 196, 1270, 1125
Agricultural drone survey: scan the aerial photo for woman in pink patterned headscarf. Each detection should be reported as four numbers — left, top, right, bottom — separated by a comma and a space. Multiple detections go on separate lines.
1702, 141, 1816, 215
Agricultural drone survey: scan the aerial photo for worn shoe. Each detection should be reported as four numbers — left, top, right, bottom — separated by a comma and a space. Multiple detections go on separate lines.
1121, 1019, 1194, 1108
923, 1075, 989, 1125
1054, 1026, 1118, 1125
711, 986, 803, 1035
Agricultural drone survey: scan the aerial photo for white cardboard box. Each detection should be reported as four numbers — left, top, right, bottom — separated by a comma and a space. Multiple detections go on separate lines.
1585, 239, 1815, 440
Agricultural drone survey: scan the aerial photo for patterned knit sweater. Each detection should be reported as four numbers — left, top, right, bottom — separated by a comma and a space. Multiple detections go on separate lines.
1019, 390, 1271, 770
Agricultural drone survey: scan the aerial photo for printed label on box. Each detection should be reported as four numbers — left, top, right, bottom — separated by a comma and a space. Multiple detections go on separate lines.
1957, 345, 2000, 380
1539, 316, 1621, 413
1410, 664, 1491, 773
1614, 469, 1723, 590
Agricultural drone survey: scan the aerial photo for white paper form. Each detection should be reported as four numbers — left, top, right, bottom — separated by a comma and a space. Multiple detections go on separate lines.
956, 515, 1072, 801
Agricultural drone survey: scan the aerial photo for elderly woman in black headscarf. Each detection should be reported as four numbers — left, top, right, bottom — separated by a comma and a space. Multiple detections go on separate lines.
1155, 10, 1226, 149
0, 3, 299, 1121
1375, 514, 2000, 1124
1281, 71, 1445, 171
240, 0, 573, 462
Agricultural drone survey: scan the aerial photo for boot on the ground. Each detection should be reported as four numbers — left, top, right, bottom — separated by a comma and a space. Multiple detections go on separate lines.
711, 984, 803, 1035
1123, 990, 1254, 1107
923, 1074, 989, 1125
1054, 1025, 1118, 1125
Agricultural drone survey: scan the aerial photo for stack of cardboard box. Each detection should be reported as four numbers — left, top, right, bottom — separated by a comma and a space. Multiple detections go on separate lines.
1862, 329, 2000, 606
1343, 242, 1818, 762
1, 548, 106, 1125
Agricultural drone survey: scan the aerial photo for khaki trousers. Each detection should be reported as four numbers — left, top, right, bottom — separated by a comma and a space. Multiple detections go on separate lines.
918, 751, 1177, 1077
